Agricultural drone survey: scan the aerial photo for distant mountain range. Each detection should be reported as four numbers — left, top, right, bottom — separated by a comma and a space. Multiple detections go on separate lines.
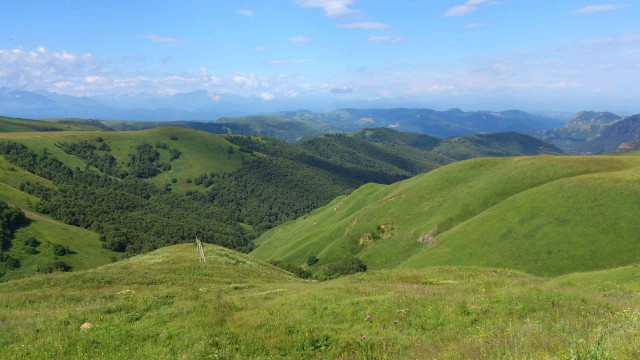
4, 87, 640, 151
101, 108, 563, 142
1, 87, 562, 139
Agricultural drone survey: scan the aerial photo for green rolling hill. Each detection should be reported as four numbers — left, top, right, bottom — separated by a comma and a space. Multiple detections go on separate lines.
0, 126, 246, 192
0, 116, 109, 132
1, 118, 639, 358
1, 243, 639, 358
252, 154, 640, 277
0, 120, 563, 280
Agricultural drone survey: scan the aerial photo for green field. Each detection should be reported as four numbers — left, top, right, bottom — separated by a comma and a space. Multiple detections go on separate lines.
252, 154, 640, 277
1, 244, 639, 359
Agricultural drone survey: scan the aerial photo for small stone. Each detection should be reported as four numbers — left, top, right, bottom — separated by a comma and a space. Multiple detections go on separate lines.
80, 322, 93, 332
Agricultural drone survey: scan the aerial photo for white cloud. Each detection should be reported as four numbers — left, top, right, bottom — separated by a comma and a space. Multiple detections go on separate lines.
337, 22, 390, 30
135, 34, 184, 44
574, 4, 627, 14
259, 92, 275, 101
289, 36, 312, 43
443, 0, 493, 17
237, 9, 255, 16
232, 74, 259, 89
368, 36, 403, 44
0, 47, 98, 90
294, 0, 359, 18
84, 76, 105, 84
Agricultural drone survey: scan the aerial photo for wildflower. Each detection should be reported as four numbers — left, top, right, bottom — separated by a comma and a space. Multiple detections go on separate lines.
399, 327, 403, 333
361, 335, 366, 341
393, 320, 398, 325
365, 315, 371, 321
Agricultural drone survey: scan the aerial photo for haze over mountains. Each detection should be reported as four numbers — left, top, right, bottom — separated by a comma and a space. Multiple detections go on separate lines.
0, 87, 414, 120
4, 85, 640, 154
0, 87, 565, 125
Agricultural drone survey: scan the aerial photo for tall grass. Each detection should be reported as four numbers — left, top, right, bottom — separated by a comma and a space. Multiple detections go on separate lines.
1, 244, 639, 359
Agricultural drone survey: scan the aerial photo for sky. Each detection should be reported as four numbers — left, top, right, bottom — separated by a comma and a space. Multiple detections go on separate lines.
1, 0, 639, 113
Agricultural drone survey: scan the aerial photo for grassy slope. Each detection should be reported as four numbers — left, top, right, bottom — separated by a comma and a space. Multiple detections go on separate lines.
0, 157, 118, 281
1, 244, 639, 359
0, 116, 106, 132
252, 154, 640, 276
402, 160, 640, 276
0, 127, 246, 192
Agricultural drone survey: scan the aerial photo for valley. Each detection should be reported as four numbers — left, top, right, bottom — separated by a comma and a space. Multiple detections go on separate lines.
0, 114, 639, 358
3, 1, 639, 357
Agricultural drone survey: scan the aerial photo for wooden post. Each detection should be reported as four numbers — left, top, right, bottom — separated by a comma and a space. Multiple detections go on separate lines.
196, 237, 206, 262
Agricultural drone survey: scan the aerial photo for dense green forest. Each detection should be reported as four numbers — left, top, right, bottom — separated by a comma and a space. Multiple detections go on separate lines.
0, 142, 250, 254
0, 200, 26, 276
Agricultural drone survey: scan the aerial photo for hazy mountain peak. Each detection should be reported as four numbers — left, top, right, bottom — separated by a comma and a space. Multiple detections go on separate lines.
566, 111, 620, 127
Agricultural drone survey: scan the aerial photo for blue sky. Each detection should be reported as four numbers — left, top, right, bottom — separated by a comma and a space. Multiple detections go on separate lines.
1, 0, 639, 112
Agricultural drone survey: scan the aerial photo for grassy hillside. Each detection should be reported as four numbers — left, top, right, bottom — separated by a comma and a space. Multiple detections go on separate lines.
252, 154, 640, 277
1, 244, 639, 358
0, 116, 108, 132
0, 125, 565, 270
0, 158, 118, 281
0, 127, 246, 192
1, 209, 118, 281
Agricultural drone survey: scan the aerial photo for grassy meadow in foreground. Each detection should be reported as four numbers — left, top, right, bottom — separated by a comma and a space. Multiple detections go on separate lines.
1, 244, 639, 359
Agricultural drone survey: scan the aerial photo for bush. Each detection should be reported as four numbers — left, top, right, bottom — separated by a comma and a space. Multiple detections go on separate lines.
0, 253, 20, 269
169, 148, 181, 160
269, 260, 312, 279
24, 246, 39, 255
52, 243, 70, 256
324, 257, 367, 277
307, 255, 319, 266
43, 260, 72, 273
23, 237, 41, 247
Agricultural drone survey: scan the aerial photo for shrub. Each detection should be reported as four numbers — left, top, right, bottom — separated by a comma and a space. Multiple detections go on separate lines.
0, 253, 20, 269
307, 255, 319, 266
52, 243, 70, 256
269, 260, 312, 279
169, 148, 181, 160
24, 246, 39, 255
43, 260, 72, 273
324, 257, 367, 277
23, 237, 41, 247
